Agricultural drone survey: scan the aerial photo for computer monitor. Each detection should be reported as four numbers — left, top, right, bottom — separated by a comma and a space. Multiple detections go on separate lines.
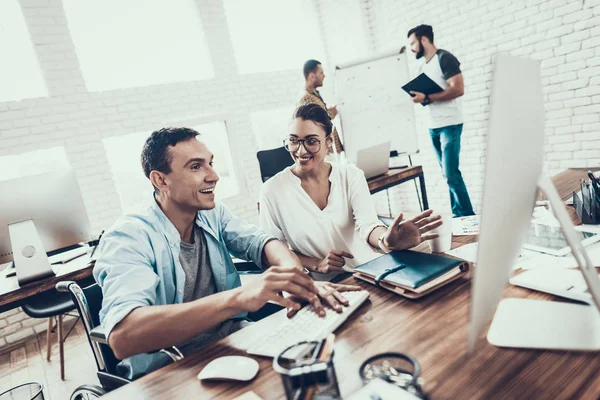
468, 55, 600, 352
0, 168, 92, 285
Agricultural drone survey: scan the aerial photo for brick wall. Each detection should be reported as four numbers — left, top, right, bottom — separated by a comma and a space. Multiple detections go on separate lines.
320, 0, 600, 215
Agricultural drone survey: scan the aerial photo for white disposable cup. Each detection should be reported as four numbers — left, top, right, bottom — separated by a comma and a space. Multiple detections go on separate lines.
428, 215, 453, 253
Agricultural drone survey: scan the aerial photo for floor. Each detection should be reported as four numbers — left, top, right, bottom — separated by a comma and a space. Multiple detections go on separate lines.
0, 318, 98, 399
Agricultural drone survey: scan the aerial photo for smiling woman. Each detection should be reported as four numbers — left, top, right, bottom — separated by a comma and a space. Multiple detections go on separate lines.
260, 103, 443, 281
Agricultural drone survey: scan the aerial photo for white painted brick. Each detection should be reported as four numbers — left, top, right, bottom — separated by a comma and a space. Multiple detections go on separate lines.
549, 72, 577, 84
573, 131, 600, 142
576, 86, 600, 96
589, 57, 600, 67
582, 140, 600, 150
557, 60, 586, 73
536, 15, 562, 31
535, 38, 560, 52
553, 142, 580, 152
574, 16, 600, 31
582, 36, 600, 49
547, 109, 573, 119
515, 6, 540, 20
565, 48, 596, 63
579, 66, 600, 78
562, 9, 593, 24
548, 90, 574, 101
582, 123, 600, 132
554, 42, 581, 56
573, 114, 600, 124
574, 150, 600, 159
547, 25, 574, 39
573, 104, 600, 115
548, 132, 575, 143
546, 117, 571, 128
561, 30, 591, 45
554, 2, 582, 17
547, 151, 572, 160
544, 101, 563, 111
562, 79, 589, 90
532, 49, 555, 60
542, 55, 566, 68
564, 97, 592, 108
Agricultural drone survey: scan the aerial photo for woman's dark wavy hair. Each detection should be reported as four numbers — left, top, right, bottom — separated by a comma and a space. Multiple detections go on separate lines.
293, 103, 333, 137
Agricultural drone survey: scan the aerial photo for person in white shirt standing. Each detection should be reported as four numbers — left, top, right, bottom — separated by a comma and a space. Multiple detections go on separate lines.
407, 24, 475, 217
260, 103, 443, 281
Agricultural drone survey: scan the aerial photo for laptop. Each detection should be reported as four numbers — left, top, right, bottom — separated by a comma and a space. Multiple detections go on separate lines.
355, 141, 391, 179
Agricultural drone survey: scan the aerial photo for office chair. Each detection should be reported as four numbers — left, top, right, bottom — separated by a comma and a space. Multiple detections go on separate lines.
21, 276, 94, 381
56, 281, 183, 400
256, 146, 294, 182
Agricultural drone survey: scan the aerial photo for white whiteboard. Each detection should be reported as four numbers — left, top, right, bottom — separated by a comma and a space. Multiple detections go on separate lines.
334, 50, 418, 160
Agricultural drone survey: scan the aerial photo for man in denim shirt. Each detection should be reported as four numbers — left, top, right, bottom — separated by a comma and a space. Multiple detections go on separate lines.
93, 127, 359, 379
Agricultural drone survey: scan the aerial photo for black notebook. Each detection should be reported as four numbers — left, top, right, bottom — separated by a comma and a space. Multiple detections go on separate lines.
402, 73, 444, 106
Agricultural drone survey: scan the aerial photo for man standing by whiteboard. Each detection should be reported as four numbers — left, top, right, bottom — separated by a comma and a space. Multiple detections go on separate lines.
407, 25, 475, 217
299, 59, 344, 154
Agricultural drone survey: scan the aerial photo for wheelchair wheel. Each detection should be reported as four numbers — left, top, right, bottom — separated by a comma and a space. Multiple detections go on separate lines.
70, 384, 106, 399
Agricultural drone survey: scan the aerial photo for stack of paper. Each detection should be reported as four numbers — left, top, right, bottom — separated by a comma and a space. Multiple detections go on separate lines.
451, 215, 480, 236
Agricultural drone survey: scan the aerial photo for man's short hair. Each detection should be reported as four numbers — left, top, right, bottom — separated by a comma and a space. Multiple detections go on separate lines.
303, 59, 321, 79
141, 127, 199, 179
407, 24, 434, 43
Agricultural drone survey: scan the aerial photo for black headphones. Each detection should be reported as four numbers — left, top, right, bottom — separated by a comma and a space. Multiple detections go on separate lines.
359, 352, 427, 399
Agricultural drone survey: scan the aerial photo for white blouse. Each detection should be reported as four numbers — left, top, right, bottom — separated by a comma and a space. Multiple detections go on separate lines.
259, 162, 383, 279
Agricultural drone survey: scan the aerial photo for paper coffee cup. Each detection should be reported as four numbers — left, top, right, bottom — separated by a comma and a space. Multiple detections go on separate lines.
428, 215, 453, 253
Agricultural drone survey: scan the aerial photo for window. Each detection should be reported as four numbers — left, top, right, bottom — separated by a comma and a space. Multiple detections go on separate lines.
63, 0, 214, 92
103, 122, 239, 213
318, 0, 369, 66
103, 131, 153, 213
0, 0, 48, 102
0, 147, 69, 181
250, 106, 296, 150
223, 0, 326, 74
195, 121, 239, 200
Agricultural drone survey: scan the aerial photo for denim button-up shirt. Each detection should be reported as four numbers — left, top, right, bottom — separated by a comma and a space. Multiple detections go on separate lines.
93, 200, 273, 379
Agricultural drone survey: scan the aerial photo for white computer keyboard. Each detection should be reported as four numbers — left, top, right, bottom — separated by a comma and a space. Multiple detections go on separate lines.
247, 290, 370, 358
510, 268, 594, 304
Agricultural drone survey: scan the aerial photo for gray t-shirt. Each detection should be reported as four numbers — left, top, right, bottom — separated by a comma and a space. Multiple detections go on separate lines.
177, 225, 250, 356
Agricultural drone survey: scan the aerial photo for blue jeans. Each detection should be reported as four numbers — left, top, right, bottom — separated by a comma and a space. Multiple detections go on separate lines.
429, 124, 475, 217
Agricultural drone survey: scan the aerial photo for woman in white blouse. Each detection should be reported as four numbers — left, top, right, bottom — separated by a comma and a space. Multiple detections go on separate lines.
260, 103, 444, 280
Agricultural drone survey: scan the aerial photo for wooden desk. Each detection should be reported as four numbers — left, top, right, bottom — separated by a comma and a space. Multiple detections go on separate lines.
0, 259, 94, 314
367, 166, 429, 211
102, 168, 600, 400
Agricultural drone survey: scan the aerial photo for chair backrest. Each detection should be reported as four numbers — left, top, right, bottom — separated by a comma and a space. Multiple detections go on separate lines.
67, 282, 121, 375
256, 146, 294, 182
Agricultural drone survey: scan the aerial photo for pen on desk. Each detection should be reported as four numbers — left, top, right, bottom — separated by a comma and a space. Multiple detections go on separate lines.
89, 230, 105, 259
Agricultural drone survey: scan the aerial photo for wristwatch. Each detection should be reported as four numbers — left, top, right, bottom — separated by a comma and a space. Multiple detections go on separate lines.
378, 233, 392, 254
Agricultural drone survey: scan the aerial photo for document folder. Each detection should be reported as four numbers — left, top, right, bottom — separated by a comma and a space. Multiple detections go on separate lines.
353, 250, 470, 299
402, 73, 444, 106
